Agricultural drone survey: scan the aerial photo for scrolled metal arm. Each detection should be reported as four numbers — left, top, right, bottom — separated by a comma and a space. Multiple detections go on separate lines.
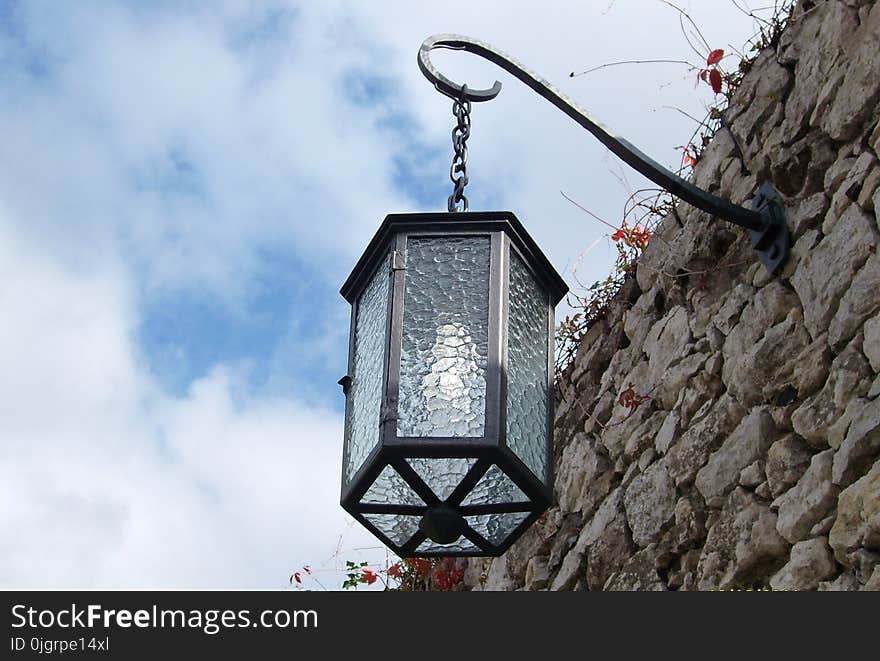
418, 34, 790, 273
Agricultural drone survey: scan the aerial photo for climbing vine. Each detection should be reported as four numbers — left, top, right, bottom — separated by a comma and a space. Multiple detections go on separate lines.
554, 0, 797, 380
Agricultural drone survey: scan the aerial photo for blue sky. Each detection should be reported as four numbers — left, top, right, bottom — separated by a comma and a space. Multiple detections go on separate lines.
0, 0, 764, 588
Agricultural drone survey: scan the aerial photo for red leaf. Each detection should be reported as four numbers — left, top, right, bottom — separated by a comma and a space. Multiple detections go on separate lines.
387, 563, 402, 579
709, 68, 723, 94
706, 49, 724, 65
611, 229, 626, 242
361, 568, 378, 585
698, 69, 708, 82
292, 572, 302, 584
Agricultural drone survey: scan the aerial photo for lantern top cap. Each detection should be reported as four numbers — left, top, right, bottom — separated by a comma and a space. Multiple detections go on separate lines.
340, 211, 568, 305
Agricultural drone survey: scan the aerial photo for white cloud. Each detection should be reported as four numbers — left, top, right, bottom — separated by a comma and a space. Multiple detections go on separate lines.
0, 211, 379, 587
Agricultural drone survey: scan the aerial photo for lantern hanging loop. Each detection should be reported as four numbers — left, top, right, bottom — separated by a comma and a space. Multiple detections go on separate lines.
418, 33, 790, 274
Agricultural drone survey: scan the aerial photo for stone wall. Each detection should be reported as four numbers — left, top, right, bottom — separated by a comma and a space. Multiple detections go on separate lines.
467, 0, 880, 591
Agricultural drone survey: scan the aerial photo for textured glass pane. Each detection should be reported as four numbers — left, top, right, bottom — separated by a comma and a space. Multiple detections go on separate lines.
467, 512, 530, 545
345, 253, 390, 484
506, 251, 549, 482
416, 537, 479, 554
461, 464, 528, 506
363, 513, 420, 547
361, 465, 424, 506
407, 457, 477, 501
397, 237, 490, 437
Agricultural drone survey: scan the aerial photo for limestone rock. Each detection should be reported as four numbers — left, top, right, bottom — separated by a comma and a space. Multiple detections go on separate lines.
833, 397, 880, 486
829, 460, 880, 572
666, 394, 745, 487
766, 434, 814, 498
864, 313, 880, 373
482, 556, 514, 591
822, 2, 880, 141
739, 460, 765, 489
623, 410, 665, 460
692, 125, 736, 193
604, 546, 667, 591
810, 512, 837, 538
769, 538, 838, 591
818, 572, 860, 591
551, 488, 632, 591
723, 310, 811, 407
727, 50, 792, 162
667, 549, 701, 591
775, 449, 839, 543
858, 167, 880, 211
584, 488, 635, 590
712, 284, 754, 336
755, 482, 772, 500
546, 513, 582, 572
674, 371, 726, 429
654, 411, 680, 455
645, 306, 692, 389
790, 204, 877, 339
696, 408, 777, 507
829, 254, 880, 351
660, 494, 708, 556
782, 6, 855, 140
554, 433, 613, 515
524, 556, 550, 591
863, 566, 880, 591
624, 461, 676, 547
785, 192, 829, 237
655, 351, 708, 410
697, 488, 789, 590
791, 335, 873, 448
623, 286, 662, 349
790, 333, 833, 401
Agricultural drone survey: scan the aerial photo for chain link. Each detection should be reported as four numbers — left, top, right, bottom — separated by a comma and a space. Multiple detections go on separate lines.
447, 86, 471, 212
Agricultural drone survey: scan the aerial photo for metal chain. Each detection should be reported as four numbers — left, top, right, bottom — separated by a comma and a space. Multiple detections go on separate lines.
447, 86, 471, 212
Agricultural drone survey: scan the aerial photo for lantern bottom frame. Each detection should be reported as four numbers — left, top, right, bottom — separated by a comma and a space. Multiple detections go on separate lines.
342, 441, 551, 558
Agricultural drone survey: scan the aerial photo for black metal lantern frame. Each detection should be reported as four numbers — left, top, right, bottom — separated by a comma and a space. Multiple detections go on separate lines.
339, 211, 567, 557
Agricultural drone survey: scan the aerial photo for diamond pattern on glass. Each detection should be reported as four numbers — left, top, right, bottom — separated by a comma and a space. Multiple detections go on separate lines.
362, 514, 420, 547
460, 464, 528, 506
397, 237, 490, 438
506, 251, 549, 482
345, 253, 390, 484
361, 465, 424, 506
407, 457, 477, 501
415, 537, 480, 554
467, 512, 530, 545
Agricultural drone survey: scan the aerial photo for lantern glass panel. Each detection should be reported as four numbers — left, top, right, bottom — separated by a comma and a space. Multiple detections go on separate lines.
397, 236, 491, 438
363, 513, 421, 546
416, 538, 480, 554
467, 512, 530, 545
505, 250, 550, 482
460, 464, 528, 506
407, 457, 477, 500
344, 252, 390, 484
360, 465, 424, 506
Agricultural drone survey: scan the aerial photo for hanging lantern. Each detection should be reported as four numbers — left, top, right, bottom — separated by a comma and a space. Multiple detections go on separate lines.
339, 211, 567, 556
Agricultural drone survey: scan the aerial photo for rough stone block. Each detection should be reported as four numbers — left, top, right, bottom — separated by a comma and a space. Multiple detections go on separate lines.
791, 205, 877, 339
770, 538, 838, 591
624, 461, 676, 547
696, 408, 777, 507
775, 449, 839, 543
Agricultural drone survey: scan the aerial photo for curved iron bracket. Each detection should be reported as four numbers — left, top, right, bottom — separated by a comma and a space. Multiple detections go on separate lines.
418, 34, 790, 273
